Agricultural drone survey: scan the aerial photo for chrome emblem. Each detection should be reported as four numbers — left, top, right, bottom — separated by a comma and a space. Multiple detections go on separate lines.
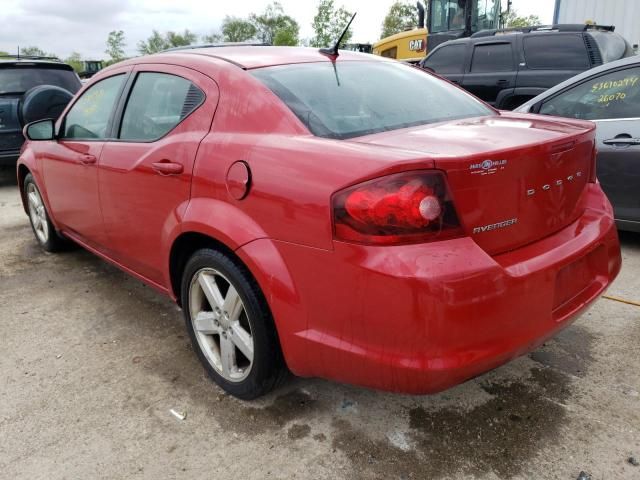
472, 217, 518, 234
527, 171, 582, 196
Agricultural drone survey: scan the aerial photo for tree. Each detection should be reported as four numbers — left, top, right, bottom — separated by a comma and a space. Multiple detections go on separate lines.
202, 32, 223, 44
250, 2, 299, 45
310, 0, 353, 48
504, 10, 541, 28
105, 30, 126, 63
20, 46, 55, 57
222, 16, 257, 42
381, 1, 418, 39
137, 29, 197, 55
273, 24, 299, 46
65, 52, 83, 73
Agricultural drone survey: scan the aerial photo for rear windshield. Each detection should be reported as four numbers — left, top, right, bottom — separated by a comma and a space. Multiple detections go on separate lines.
251, 61, 494, 139
0, 66, 81, 95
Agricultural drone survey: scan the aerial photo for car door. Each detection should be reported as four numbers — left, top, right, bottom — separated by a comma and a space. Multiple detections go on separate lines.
421, 43, 468, 86
462, 41, 517, 105
98, 64, 219, 285
42, 70, 129, 247
537, 64, 640, 224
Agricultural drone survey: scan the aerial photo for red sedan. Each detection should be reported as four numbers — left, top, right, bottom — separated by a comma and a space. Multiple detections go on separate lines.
17, 46, 621, 399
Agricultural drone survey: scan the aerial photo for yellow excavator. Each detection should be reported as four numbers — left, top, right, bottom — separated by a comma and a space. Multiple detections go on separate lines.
373, 0, 505, 63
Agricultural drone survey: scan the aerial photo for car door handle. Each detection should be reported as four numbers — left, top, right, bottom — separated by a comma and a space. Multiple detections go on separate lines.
603, 137, 640, 146
496, 79, 510, 85
151, 161, 183, 175
80, 154, 97, 165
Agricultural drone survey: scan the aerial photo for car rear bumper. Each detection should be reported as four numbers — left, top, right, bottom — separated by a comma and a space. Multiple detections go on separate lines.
239, 184, 621, 394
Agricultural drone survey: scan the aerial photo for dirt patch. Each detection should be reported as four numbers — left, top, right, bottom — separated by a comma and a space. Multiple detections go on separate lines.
530, 325, 596, 377
287, 423, 311, 440
331, 367, 571, 479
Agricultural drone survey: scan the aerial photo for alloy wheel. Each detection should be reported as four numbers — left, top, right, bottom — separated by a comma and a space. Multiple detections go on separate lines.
26, 182, 49, 244
188, 268, 254, 382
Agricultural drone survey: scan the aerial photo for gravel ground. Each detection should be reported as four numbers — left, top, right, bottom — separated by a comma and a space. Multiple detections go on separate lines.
1, 167, 639, 480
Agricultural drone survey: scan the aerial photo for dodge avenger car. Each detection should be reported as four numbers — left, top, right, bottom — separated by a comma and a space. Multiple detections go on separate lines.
17, 46, 621, 399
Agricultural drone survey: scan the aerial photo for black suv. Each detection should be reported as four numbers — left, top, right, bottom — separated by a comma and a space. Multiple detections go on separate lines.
0, 56, 81, 166
419, 24, 634, 110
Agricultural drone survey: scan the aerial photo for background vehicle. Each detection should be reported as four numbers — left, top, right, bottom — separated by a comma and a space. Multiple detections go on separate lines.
0, 55, 81, 166
373, 2, 427, 62
420, 24, 633, 109
17, 46, 620, 399
426, 0, 503, 51
516, 55, 640, 232
79, 60, 104, 79
373, 0, 503, 63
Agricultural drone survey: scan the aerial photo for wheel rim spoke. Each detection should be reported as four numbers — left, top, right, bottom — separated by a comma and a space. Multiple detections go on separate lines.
220, 335, 237, 377
229, 322, 253, 361
198, 272, 224, 310
193, 311, 220, 335
28, 192, 39, 209
223, 285, 243, 322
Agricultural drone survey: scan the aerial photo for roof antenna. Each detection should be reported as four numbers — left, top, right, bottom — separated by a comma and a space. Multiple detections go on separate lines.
320, 12, 357, 57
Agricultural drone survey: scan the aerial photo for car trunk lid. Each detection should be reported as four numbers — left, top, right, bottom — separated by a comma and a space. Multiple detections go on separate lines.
350, 113, 596, 255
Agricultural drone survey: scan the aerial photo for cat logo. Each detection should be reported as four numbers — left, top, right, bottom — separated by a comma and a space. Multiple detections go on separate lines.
409, 39, 425, 51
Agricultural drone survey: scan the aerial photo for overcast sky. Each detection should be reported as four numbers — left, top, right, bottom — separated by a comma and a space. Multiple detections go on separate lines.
0, 0, 555, 59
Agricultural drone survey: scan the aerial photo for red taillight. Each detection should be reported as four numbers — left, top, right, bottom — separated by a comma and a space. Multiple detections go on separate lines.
332, 171, 464, 245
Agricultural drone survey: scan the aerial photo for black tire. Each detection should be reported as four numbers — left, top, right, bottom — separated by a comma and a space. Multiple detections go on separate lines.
23, 173, 68, 252
181, 248, 287, 400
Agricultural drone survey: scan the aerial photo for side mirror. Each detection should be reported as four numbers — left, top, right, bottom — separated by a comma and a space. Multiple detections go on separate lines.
24, 118, 55, 141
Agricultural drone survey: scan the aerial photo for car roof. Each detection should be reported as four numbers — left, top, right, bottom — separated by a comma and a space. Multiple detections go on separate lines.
516, 55, 640, 111
131, 46, 382, 70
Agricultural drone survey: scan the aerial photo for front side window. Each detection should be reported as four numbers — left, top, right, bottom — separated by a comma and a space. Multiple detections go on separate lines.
119, 72, 204, 141
62, 74, 125, 139
539, 66, 640, 120
424, 44, 466, 74
523, 35, 590, 70
471, 43, 513, 73
252, 61, 494, 140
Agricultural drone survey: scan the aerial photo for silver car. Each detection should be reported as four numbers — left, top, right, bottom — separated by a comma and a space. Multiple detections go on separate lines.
517, 56, 640, 232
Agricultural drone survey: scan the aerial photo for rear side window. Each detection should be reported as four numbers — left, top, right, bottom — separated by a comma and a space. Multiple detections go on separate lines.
523, 35, 590, 70
251, 61, 494, 140
424, 44, 466, 74
63, 74, 125, 139
539, 66, 640, 120
119, 72, 204, 141
471, 43, 513, 73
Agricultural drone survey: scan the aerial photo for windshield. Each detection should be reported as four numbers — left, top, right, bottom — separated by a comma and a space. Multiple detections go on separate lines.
0, 66, 81, 95
252, 61, 494, 140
